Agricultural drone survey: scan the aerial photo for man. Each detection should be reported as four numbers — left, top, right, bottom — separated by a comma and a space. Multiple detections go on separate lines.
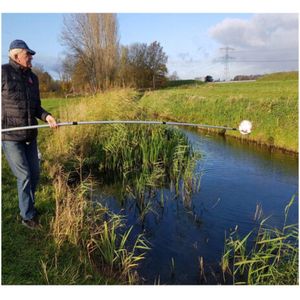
2, 39, 58, 229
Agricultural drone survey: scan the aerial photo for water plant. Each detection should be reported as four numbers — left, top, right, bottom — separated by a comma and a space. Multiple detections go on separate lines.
221, 197, 298, 285
170, 257, 176, 279
33, 89, 202, 283
198, 256, 207, 283
44, 90, 201, 222
87, 218, 150, 283
49, 167, 150, 284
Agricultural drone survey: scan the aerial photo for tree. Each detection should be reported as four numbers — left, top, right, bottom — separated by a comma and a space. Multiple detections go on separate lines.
128, 43, 149, 88
61, 13, 119, 93
117, 41, 168, 89
53, 59, 73, 95
118, 45, 138, 88
32, 64, 59, 94
146, 41, 168, 89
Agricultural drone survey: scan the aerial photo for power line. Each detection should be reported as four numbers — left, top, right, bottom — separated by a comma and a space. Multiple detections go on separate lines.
220, 47, 235, 81
234, 48, 297, 53
232, 59, 298, 62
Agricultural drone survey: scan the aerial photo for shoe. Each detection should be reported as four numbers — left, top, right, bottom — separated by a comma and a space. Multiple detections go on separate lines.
21, 219, 40, 230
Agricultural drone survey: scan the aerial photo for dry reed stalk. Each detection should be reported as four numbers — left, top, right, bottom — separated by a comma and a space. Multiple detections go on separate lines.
51, 170, 87, 247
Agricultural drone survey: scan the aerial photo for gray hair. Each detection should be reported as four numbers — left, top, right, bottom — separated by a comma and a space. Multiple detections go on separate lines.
9, 48, 25, 60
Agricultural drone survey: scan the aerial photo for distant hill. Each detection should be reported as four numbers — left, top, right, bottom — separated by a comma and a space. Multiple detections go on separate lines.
258, 71, 298, 81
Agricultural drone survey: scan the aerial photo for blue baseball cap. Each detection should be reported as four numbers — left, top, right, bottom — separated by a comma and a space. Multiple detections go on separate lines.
9, 39, 36, 55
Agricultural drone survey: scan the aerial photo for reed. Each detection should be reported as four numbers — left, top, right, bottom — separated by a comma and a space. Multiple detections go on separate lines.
86, 212, 150, 283
50, 167, 89, 247
170, 257, 176, 278
221, 197, 298, 285
199, 256, 207, 283
48, 166, 150, 283
40, 89, 200, 282
44, 89, 200, 218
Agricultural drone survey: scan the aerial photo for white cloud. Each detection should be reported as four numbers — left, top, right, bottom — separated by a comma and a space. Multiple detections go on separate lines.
209, 14, 298, 49
208, 14, 298, 77
168, 14, 298, 80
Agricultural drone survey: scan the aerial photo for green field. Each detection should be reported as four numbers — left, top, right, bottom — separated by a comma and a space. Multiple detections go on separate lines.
139, 73, 298, 152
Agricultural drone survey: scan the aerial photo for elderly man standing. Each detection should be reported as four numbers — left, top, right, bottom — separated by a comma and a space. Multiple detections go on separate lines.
2, 39, 58, 229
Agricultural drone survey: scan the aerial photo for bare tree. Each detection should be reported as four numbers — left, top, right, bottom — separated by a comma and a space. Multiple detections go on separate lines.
146, 41, 168, 89
118, 46, 133, 87
118, 42, 168, 89
61, 13, 119, 93
128, 43, 148, 88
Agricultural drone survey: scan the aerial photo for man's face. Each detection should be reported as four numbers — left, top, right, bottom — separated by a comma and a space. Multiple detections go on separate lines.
16, 50, 33, 68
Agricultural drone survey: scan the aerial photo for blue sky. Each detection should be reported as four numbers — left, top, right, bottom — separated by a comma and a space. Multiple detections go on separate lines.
1, 13, 298, 80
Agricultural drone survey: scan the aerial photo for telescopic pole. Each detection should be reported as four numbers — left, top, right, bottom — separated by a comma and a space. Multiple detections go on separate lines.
1, 120, 239, 133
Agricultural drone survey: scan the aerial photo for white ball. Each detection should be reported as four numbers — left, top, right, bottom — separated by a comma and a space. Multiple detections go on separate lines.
239, 120, 252, 135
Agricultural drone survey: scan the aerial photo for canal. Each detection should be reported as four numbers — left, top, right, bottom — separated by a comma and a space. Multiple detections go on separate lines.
94, 129, 298, 284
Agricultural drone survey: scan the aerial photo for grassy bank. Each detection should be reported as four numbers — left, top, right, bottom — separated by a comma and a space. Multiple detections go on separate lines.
139, 73, 298, 152
2, 157, 114, 284
2, 89, 199, 284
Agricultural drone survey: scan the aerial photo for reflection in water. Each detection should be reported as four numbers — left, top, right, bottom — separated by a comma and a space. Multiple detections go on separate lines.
94, 129, 298, 284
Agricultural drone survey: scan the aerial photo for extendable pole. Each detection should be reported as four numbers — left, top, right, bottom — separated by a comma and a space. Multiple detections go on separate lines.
1, 120, 252, 135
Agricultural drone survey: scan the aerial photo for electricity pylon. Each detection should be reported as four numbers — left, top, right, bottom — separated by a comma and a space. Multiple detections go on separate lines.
220, 47, 235, 81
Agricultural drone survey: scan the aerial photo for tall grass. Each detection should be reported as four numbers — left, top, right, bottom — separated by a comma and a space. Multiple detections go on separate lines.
44, 89, 200, 213
46, 166, 150, 284
87, 217, 149, 283
221, 197, 298, 285
50, 166, 90, 247
40, 89, 200, 283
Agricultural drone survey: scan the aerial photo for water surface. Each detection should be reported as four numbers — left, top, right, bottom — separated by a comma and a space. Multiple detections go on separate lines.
94, 129, 298, 284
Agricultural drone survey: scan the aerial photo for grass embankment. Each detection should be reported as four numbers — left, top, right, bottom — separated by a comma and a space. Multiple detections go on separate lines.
2, 89, 198, 284
139, 72, 298, 153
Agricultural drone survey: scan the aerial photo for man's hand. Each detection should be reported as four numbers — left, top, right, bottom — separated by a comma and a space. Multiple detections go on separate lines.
46, 115, 58, 129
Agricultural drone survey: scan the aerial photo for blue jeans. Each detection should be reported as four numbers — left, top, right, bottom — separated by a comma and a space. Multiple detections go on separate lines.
2, 139, 40, 220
